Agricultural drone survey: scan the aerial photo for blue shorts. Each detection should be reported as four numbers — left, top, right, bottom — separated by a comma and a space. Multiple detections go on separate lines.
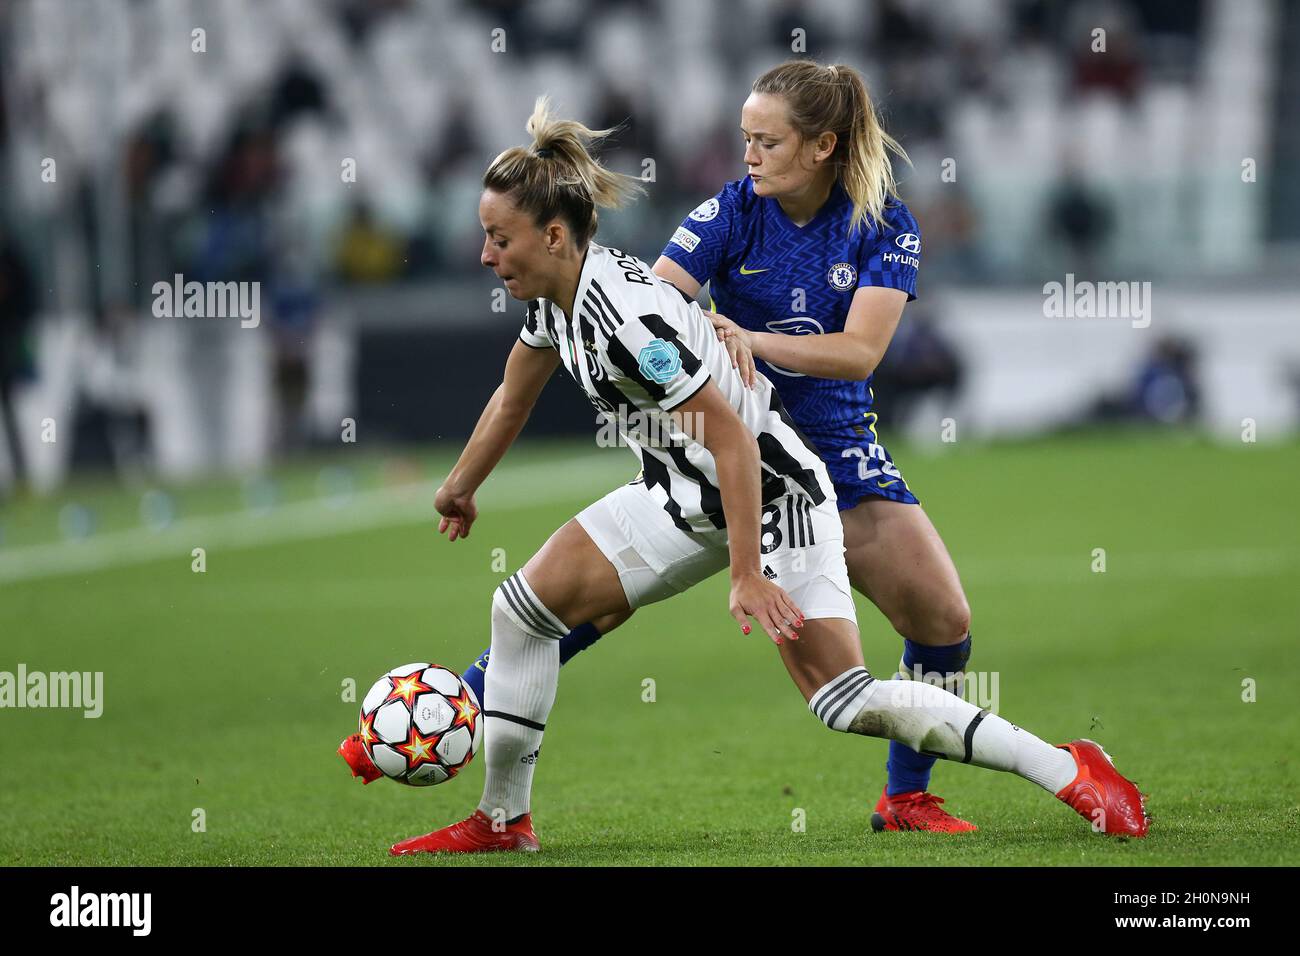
804, 412, 920, 511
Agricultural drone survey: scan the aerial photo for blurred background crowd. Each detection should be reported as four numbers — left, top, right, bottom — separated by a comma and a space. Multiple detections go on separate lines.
0, 0, 1297, 496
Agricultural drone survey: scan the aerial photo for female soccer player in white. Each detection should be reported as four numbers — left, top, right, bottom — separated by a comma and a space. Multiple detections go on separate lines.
457, 61, 1066, 834
382, 99, 1147, 854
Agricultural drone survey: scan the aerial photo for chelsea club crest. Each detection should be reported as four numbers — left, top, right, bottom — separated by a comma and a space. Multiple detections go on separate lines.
827, 262, 857, 291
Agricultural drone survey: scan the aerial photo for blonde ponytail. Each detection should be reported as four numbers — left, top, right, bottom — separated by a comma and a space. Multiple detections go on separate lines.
483, 96, 645, 246
753, 60, 910, 236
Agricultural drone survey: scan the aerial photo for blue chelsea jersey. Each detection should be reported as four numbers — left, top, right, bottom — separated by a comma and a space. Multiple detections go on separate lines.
660, 176, 920, 433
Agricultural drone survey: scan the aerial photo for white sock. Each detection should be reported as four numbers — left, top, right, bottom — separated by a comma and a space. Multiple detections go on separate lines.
810, 667, 1078, 794
477, 571, 565, 822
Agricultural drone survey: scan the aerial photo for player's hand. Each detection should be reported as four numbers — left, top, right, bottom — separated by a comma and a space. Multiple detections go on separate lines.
729, 571, 804, 645
434, 484, 478, 541
705, 311, 756, 389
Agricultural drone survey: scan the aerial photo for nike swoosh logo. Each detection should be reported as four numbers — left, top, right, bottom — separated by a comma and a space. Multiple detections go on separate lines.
877, 479, 899, 488
738, 265, 769, 275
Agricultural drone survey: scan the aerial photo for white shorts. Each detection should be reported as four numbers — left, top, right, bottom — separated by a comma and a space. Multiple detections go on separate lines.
575, 481, 856, 624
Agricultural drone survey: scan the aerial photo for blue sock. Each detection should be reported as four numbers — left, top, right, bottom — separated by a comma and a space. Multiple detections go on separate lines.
460, 621, 605, 708
460, 648, 490, 708
557, 621, 604, 665
885, 634, 973, 797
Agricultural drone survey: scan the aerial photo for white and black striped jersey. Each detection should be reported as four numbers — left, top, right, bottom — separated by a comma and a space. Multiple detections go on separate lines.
519, 243, 834, 533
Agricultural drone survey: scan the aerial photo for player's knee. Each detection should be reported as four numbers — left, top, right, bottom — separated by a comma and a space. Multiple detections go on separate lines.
899, 595, 970, 646
492, 572, 568, 643
490, 587, 517, 632
937, 596, 971, 644
935, 600, 977, 647
808, 665, 879, 733
592, 607, 633, 636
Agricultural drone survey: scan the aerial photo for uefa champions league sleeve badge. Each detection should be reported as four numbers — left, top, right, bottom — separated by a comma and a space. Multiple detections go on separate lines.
638, 339, 683, 384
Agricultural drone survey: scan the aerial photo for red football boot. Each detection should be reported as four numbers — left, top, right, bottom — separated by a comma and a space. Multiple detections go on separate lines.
870, 788, 979, 833
338, 733, 383, 784
1055, 739, 1150, 837
389, 810, 540, 856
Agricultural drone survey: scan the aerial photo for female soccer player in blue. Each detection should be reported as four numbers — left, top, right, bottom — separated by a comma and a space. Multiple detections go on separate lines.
455, 61, 1050, 834
655, 59, 973, 833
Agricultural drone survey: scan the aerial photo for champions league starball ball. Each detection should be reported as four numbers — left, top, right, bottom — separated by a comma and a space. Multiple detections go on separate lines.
351, 663, 483, 786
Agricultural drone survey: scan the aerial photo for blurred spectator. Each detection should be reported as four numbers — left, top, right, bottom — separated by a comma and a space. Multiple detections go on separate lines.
913, 189, 982, 282
873, 0, 938, 65
67, 303, 152, 480
0, 48, 8, 150
333, 199, 407, 284
1133, 0, 1203, 82
950, 34, 1000, 107
0, 227, 36, 487
517, 0, 589, 60
413, 100, 487, 276
269, 252, 322, 451
124, 113, 179, 310
1130, 337, 1201, 424
1011, 0, 1053, 45
884, 56, 949, 149
190, 124, 281, 285
592, 88, 661, 167
771, 0, 826, 59
1044, 162, 1114, 276
425, 100, 482, 181
268, 58, 330, 130
1083, 336, 1202, 425
1068, 2, 1145, 104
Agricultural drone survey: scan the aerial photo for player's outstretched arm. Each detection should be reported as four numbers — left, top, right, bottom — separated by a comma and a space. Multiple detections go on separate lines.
435, 340, 560, 540
672, 382, 804, 644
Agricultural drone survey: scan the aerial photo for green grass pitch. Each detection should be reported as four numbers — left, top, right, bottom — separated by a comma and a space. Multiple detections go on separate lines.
1, 431, 1297, 866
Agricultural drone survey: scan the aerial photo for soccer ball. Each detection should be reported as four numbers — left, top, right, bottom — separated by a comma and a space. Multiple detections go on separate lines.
357, 663, 482, 786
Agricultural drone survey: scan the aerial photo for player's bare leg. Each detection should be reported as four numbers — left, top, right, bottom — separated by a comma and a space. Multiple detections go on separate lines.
840, 499, 970, 648
777, 616, 868, 700
776, 617, 1148, 836
392, 520, 628, 855
840, 498, 979, 831
516, 518, 633, 627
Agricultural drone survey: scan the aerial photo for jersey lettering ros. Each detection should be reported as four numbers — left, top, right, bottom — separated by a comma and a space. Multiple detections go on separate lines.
520, 243, 833, 533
